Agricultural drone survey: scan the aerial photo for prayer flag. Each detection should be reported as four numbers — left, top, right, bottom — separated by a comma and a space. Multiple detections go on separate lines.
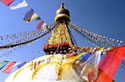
83, 50, 102, 67
42, 23, 47, 31
34, 61, 36, 69
80, 50, 102, 81
1, 0, 14, 6
96, 71, 112, 82
23, 8, 34, 21
81, 53, 92, 61
37, 20, 44, 30
26, 13, 38, 23
86, 50, 102, 82
96, 46, 125, 82
17, 62, 26, 69
0, 61, 9, 70
2, 61, 16, 74
36, 16, 41, 20
10, 0, 28, 10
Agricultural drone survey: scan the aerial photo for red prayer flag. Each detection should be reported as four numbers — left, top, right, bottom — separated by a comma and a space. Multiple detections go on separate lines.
1, 0, 14, 6
96, 46, 125, 82
37, 20, 44, 31
2, 61, 16, 74
96, 71, 112, 82
34, 61, 36, 69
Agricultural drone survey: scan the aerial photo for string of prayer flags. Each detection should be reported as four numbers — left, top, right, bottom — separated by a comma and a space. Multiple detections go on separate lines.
0, 61, 27, 72
10, 0, 28, 10
0, 24, 54, 49
0, 61, 9, 70
0, 0, 14, 6
0, 28, 45, 48
23, 8, 34, 21
70, 23, 125, 48
37, 20, 44, 31
2, 61, 16, 74
96, 46, 125, 82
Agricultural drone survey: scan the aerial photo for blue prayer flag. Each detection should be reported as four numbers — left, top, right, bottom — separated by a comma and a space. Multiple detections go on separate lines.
23, 9, 34, 21
17, 62, 26, 69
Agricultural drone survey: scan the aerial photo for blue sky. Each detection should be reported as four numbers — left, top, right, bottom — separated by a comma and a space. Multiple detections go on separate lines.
0, 0, 125, 81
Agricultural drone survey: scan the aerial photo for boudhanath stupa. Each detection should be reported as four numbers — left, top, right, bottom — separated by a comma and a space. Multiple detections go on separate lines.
5, 3, 125, 82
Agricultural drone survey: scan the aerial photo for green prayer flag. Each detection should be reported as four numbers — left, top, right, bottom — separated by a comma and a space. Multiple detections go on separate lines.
36, 16, 41, 20
0, 61, 9, 70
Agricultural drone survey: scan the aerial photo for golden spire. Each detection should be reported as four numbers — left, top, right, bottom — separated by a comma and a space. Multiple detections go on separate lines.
55, 3, 70, 23
44, 3, 73, 54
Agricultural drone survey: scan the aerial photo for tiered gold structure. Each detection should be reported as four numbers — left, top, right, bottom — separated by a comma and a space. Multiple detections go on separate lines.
44, 3, 74, 54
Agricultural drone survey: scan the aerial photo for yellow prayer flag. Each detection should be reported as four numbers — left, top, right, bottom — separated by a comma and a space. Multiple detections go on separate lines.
26, 13, 38, 23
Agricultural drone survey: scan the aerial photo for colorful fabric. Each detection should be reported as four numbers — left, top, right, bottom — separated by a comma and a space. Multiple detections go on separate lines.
36, 16, 41, 20
96, 71, 112, 82
96, 46, 125, 82
42, 23, 47, 31
86, 50, 102, 66
17, 62, 26, 69
23, 8, 34, 21
33, 61, 36, 69
2, 61, 16, 74
87, 67, 98, 82
84, 47, 92, 52
26, 13, 38, 23
80, 50, 102, 81
1, 0, 14, 6
10, 0, 28, 10
81, 53, 92, 61
37, 20, 44, 30
0, 61, 9, 70
79, 47, 85, 52
86, 50, 103, 82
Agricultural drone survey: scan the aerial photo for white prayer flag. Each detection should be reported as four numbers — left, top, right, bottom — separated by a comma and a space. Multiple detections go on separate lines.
42, 23, 47, 31
10, 0, 28, 10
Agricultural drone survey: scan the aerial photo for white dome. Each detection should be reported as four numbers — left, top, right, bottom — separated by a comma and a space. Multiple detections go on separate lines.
5, 54, 88, 82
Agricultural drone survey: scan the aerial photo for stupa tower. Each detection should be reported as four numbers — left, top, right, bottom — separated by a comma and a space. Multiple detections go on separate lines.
44, 3, 74, 54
